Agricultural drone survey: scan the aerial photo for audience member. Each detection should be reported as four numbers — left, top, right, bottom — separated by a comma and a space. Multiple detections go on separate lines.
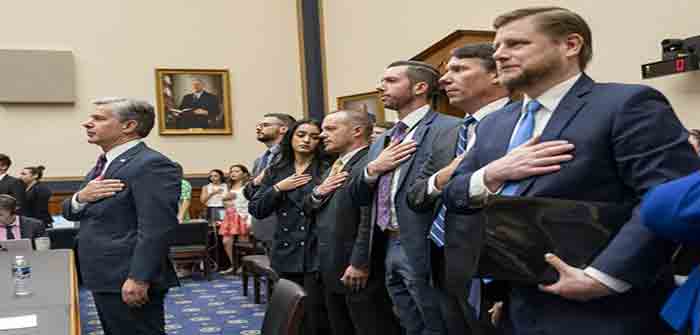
0, 194, 46, 244
0, 153, 26, 214
200, 169, 228, 220
688, 129, 700, 154
407, 43, 511, 334
305, 110, 401, 335
175, 163, 192, 223
249, 119, 330, 334
371, 121, 396, 143
19, 165, 53, 228
442, 7, 699, 335
641, 172, 700, 335
349, 60, 460, 335
62, 98, 180, 335
218, 163, 252, 275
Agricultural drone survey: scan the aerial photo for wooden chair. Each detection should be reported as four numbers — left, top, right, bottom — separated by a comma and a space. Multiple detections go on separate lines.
231, 235, 265, 272
169, 219, 211, 280
261, 279, 306, 335
241, 251, 278, 304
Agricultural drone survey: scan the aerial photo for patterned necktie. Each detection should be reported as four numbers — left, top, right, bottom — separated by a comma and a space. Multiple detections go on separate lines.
429, 116, 476, 246
5, 225, 15, 240
328, 158, 344, 177
501, 100, 542, 196
375, 121, 409, 231
91, 154, 107, 180
259, 149, 272, 173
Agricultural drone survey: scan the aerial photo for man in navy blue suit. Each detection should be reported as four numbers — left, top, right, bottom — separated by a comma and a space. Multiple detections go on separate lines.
63, 98, 180, 335
350, 60, 460, 335
443, 6, 700, 335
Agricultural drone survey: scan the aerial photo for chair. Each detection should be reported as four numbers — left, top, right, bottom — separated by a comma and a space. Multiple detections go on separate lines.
231, 235, 265, 272
169, 219, 211, 280
241, 251, 278, 304
261, 279, 306, 335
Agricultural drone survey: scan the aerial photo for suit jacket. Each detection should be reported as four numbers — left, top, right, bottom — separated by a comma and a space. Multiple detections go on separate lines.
350, 109, 460, 277
176, 91, 220, 129
443, 74, 700, 334
0, 175, 26, 214
24, 182, 53, 226
62, 142, 180, 292
304, 147, 373, 293
244, 147, 283, 244
249, 159, 328, 274
18, 216, 46, 240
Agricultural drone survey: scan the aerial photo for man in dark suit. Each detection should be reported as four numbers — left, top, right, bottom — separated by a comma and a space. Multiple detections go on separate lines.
0, 194, 46, 242
305, 110, 401, 335
443, 7, 700, 335
174, 78, 221, 129
62, 98, 180, 335
406, 44, 511, 334
0, 154, 26, 214
350, 60, 460, 335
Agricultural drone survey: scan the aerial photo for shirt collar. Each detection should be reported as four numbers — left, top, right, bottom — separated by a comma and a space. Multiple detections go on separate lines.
2, 215, 19, 228
268, 143, 281, 154
339, 145, 369, 165
523, 73, 582, 114
472, 97, 510, 122
0, 173, 6, 181
400, 104, 431, 130
105, 139, 142, 163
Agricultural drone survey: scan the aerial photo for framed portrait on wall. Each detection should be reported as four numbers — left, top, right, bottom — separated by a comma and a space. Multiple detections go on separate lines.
155, 68, 232, 135
336, 91, 385, 123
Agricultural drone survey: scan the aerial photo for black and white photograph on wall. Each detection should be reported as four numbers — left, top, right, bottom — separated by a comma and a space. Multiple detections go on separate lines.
155, 68, 233, 135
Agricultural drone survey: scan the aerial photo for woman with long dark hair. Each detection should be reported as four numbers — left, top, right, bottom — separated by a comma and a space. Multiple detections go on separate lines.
19, 165, 53, 228
218, 163, 252, 274
200, 169, 228, 220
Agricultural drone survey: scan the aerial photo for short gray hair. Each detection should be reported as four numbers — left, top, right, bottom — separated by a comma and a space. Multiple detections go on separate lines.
93, 97, 156, 138
332, 109, 372, 141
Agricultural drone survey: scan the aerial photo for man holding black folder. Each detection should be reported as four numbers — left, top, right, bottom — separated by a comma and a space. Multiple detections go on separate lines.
443, 6, 700, 335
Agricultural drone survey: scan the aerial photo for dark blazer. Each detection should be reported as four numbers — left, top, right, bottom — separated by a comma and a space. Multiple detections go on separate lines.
24, 182, 53, 227
249, 159, 328, 274
304, 147, 372, 293
0, 175, 26, 214
443, 74, 700, 334
176, 91, 221, 129
350, 109, 460, 278
62, 142, 180, 293
18, 216, 46, 240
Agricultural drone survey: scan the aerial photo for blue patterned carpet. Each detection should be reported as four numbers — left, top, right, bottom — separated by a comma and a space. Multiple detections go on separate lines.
79, 274, 266, 335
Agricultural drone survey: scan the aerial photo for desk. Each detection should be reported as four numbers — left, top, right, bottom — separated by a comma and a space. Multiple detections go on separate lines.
0, 250, 80, 335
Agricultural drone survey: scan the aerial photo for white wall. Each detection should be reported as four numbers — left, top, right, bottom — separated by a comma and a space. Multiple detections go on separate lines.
324, 1, 700, 125
0, 0, 304, 177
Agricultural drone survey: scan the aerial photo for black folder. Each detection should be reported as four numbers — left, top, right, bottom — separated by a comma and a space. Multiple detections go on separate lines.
476, 196, 634, 284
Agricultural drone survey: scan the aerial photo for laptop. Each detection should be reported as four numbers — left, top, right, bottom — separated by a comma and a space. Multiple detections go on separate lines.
0, 239, 32, 253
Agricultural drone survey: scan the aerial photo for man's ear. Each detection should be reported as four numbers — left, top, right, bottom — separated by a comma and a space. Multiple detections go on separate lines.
122, 120, 139, 134
280, 126, 289, 135
413, 82, 429, 96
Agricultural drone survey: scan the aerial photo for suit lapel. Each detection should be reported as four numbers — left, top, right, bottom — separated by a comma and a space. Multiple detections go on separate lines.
517, 75, 593, 195
397, 110, 437, 190
492, 102, 523, 162
102, 142, 146, 179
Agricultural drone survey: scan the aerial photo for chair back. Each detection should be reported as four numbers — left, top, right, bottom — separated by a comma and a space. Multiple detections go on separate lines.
172, 219, 209, 246
261, 279, 306, 335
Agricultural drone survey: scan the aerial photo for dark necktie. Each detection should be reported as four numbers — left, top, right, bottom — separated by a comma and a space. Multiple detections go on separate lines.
429, 115, 476, 246
501, 100, 542, 196
260, 149, 272, 171
5, 225, 15, 240
91, 154, 107, 181
375, 121, 409, 231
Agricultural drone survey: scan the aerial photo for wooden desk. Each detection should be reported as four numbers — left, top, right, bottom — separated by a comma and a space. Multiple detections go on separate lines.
0, 249, 80, 335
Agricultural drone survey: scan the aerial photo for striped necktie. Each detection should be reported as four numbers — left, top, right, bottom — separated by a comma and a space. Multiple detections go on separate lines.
375, 121, 408, 231
429, 116, 475, 247
501, 99, 542, 196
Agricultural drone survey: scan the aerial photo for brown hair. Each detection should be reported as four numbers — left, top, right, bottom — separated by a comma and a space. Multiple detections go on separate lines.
24, 166, 46, 180
493, 6, 593, 70
387, 60, 441, 100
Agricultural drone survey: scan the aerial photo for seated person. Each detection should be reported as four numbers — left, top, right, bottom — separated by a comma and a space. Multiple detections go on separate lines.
0, 194, 46, 244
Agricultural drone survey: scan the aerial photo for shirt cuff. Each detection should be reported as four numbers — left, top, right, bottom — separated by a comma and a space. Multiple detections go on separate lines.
71, 194, 86, 212
468, 167, 499, 205
427, 173, 442, 196
583, 267, 632, 293
364, 167, 379, 183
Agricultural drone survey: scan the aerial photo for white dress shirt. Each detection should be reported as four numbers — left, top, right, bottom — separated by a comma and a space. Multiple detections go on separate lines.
427, 97, 510, 195
311, 145, 369, 202
468, 73, 631, 293
0, 173, 6, 182
71, 140, 143, 211
365, 104, 430, 230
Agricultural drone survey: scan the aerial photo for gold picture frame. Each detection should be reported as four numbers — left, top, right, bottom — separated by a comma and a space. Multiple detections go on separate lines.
155, 68, 233, 135
336, 91, 385, 123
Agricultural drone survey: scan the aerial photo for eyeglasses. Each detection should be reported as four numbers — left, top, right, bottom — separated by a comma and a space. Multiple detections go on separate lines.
256, 122, 283, 128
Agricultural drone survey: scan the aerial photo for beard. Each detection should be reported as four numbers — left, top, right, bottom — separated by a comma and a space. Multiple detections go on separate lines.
383, 94, 414, 111
256, 132, 276, 143
500, 57, 562, 92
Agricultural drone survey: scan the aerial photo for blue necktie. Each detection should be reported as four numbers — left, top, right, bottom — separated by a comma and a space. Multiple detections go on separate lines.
260, 149, 272, 171
501, 100, 541, 196
429, 116, 475, 247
